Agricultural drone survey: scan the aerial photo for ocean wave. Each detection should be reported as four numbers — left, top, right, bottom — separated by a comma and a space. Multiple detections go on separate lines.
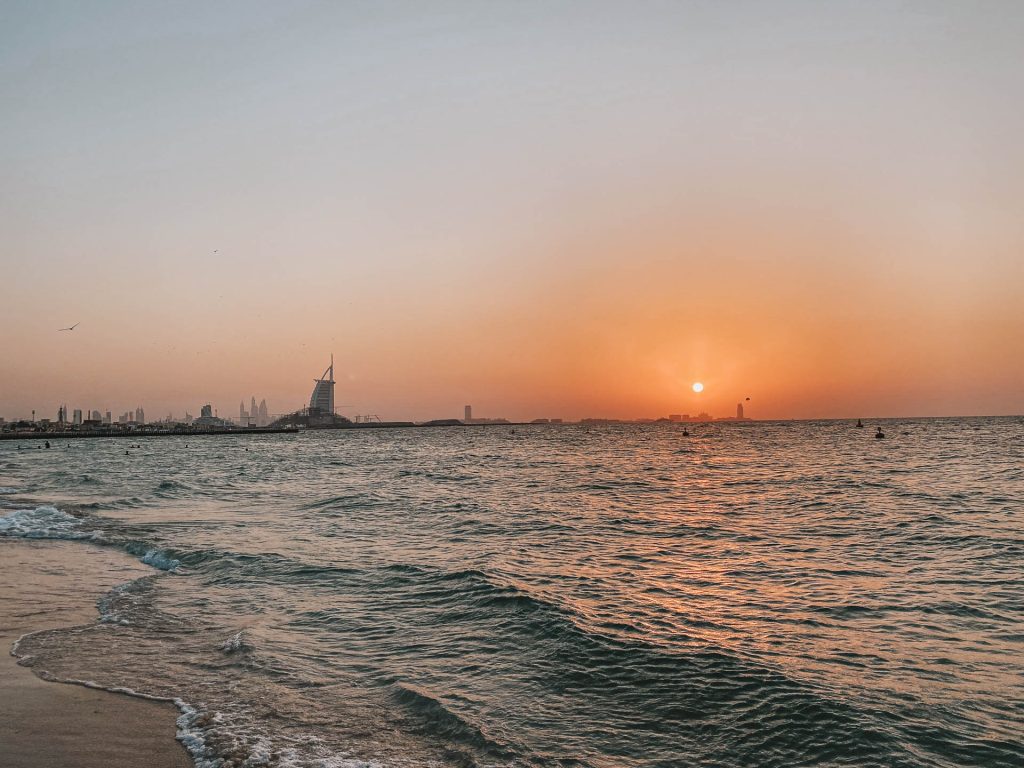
219, 630, 253, 655
0, 505, 97, 540
141, 548, 182, 571
389, 683, 520, 763
153, 479, 193, 497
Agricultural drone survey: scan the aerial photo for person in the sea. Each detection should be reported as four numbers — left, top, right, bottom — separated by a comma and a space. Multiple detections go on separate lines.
44, 440, 50, 448
875, 427, 885, 439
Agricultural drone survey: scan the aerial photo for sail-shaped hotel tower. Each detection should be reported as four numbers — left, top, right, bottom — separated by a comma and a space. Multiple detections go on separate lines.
309, 356, 335, 415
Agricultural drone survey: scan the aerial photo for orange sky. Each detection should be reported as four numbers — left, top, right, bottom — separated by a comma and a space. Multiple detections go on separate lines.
2, 3, 1022, 421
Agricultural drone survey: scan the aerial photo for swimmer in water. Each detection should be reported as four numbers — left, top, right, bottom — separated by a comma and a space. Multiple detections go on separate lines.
875, 427, 885, 439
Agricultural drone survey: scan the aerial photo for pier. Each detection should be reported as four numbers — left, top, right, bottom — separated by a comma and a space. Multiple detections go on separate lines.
0, 427, 299, 441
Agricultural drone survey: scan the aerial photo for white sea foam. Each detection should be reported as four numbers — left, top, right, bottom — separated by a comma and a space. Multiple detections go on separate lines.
142, 548, 181, 571
219, 630, 250, 654
0, 505, 95, 540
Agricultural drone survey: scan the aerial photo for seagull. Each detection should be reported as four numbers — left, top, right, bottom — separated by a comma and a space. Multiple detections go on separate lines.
58, 322, 80, 332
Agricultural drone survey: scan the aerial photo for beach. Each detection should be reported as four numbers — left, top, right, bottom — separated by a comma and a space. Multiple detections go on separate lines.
0, 539, 190, 768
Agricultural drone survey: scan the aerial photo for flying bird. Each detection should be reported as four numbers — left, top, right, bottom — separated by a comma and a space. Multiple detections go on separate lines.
58, 322, 80, 332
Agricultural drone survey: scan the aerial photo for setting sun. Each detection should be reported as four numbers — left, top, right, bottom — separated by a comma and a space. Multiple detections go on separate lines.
692, 382, 704, 393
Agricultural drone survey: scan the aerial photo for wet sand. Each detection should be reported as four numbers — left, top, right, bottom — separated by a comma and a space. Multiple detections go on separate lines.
0, 539, 191, 768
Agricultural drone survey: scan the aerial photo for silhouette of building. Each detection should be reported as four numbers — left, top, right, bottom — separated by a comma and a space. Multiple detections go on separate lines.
309, 356, 335, 414
135, 407, 145, 425
236, 396, 271, 427
736, 403, 744, 419
72, 409, 82, 425
91, 410, 101, 421
464, 405, 473, 423
195, 403, 230, 428
104, 411, 111, 425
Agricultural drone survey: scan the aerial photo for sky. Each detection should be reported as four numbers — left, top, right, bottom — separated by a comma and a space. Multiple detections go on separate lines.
1, 1, 1022, 421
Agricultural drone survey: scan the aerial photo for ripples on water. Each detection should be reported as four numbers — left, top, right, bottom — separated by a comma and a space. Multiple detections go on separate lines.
1, 419, 1022, 767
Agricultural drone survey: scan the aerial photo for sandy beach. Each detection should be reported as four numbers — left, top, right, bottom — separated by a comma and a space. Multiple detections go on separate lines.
0, 539, 191, 768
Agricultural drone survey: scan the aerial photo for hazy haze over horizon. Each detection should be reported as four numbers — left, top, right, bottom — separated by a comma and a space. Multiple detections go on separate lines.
2, 1, 1022, 421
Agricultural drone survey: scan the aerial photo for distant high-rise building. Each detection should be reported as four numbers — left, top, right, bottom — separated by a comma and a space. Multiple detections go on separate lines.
309, 356, 335, 414
91, 410, 101, 421
57, 405, 65, 424
251, 397, 258, 422
464, 405, 472, 423
258, 399, 268, 426
239, 400, 248, 424
72, 409, 82, 425
736, 403, 744, 419
135, 407, 145, 424
200, 404, 213, 419
104, 411, 112, 425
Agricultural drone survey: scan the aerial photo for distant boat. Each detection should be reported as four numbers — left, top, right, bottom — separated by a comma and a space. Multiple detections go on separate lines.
856, 419, 864, 428
875, 428, 885, 439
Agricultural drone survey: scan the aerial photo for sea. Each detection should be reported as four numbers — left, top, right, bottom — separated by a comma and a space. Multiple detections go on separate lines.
1, 418, 1022, 768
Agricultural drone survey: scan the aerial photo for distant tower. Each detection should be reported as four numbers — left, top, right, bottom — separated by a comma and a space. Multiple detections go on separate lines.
258, 399, 268, 426
104, 411, 111, 425
135, 406, 145, 424
309, 355, 335, 414
736, 402, 744, 420
251, 397, 258, 423
72, 409, 82, 425
240, 400, 246, 423
464, 405, 472, 423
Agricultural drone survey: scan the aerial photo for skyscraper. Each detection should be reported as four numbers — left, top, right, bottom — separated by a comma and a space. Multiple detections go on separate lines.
258, 399, 268, 426
309, 355, 335, 414
464, 405, 472, 423
135, 407, 145, 424
737, 403, 744, 420
72, 409, 82, 425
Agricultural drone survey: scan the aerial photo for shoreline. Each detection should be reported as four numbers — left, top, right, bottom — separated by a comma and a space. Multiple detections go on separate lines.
0, 539, 191, 768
